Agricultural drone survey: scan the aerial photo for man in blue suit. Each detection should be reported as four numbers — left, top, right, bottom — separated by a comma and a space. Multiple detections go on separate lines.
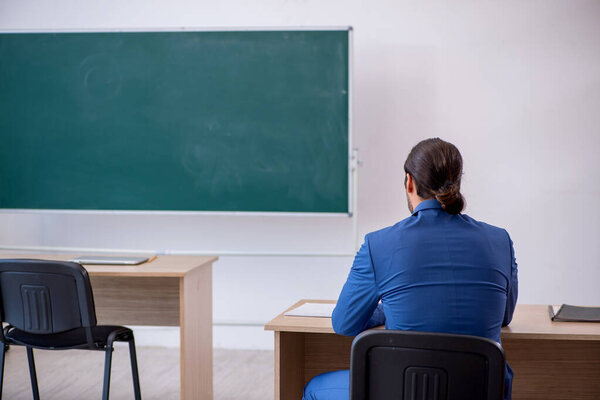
303, 138, 518, 400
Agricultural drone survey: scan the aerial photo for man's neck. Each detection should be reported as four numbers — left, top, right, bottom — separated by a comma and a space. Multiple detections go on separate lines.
408, 194, 430, 214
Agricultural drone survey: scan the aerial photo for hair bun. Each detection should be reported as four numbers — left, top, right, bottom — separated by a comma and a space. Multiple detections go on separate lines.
404, 138, 466, 214
434, 183, 464, 214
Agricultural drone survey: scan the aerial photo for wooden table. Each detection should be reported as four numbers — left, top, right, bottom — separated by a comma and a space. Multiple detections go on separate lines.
0, 252, 218, 400
265, 300, 600, 400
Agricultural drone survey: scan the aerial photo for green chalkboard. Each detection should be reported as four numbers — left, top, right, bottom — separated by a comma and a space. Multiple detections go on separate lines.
0, 30, 349, 213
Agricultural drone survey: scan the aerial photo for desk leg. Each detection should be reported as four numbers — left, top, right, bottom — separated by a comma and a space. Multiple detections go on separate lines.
274, 332, 354, 400
275, 332, 305, 400
180, 264, 213, 400
303, 333, 352, 382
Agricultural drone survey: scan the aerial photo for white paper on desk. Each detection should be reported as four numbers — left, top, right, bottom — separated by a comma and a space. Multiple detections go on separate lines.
284, 303, 336, 318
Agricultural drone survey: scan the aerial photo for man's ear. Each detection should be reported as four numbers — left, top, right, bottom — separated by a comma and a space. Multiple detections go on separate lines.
406, 173, 414, 194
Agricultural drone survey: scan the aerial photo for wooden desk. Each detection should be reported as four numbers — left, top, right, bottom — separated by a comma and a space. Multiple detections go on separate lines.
0, 252, 218, 400
265, 300, 600, 400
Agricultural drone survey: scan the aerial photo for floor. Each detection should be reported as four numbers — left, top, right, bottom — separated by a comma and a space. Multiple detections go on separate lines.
2, 345, 274, 400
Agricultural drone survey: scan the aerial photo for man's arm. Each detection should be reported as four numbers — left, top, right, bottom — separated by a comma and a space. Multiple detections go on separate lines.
332, 235, 384, 336
502, 231, 519, 326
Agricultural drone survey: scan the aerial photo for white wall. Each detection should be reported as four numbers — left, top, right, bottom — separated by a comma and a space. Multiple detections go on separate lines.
2, 0, 600, 349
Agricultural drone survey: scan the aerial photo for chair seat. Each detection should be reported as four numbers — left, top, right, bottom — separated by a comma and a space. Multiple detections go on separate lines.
5, 325, 133, 350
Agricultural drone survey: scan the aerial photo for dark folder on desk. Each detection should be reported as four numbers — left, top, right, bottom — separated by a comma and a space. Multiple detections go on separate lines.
548, 304, 600, 322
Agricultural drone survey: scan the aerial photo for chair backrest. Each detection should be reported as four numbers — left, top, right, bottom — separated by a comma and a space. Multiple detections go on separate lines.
350, 330, 505, 400
0, 259, 97, 335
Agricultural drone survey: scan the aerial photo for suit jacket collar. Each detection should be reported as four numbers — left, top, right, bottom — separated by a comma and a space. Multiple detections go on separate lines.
412, 198, 443, 215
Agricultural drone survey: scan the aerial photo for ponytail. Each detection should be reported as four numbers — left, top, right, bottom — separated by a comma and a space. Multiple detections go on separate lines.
404, 138, 465, 215
433, 181, 465, 214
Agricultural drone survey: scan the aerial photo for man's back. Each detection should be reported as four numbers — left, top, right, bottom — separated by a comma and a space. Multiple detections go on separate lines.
328, 199, 518, 399
332, 199, 518, 344
367, 199, 517, 343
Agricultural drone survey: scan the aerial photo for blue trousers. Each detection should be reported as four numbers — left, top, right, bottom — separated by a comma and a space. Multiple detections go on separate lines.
303, 364, 513, 400
303, 370, 349, 400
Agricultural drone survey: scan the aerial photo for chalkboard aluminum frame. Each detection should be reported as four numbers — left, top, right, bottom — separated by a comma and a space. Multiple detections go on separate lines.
0, 27, 355, 217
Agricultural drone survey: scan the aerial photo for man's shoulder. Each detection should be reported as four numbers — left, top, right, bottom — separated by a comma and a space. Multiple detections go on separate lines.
460, 213, 510, 240
365, 215, 415, 242
366, 213, 510, 242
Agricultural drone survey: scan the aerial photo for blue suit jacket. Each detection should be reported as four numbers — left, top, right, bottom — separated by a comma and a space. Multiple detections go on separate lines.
332, 199, 518, 395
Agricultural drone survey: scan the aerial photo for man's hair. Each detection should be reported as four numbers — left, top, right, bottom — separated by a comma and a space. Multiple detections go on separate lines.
404, 138, 465, 214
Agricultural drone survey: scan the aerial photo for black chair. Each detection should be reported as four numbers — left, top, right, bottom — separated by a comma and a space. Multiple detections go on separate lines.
0, 259, 141, 400
350, 330, 505, 400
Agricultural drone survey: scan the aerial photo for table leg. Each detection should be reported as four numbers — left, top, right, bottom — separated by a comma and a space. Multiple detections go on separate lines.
275, 332, 305, 400
303, 333, 353, 383
275, 332, 354, 400
180, 264, 213, 400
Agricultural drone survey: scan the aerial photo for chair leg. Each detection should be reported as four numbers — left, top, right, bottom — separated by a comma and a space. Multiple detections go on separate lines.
26, 347, 40, 400
128, 338, 142, 400
0, 342, 6, 399
102, 345, 114, 400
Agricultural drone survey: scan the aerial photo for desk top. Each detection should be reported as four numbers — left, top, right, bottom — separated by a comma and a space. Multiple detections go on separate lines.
265, 299, 600, 341
0, 252, 218, 278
